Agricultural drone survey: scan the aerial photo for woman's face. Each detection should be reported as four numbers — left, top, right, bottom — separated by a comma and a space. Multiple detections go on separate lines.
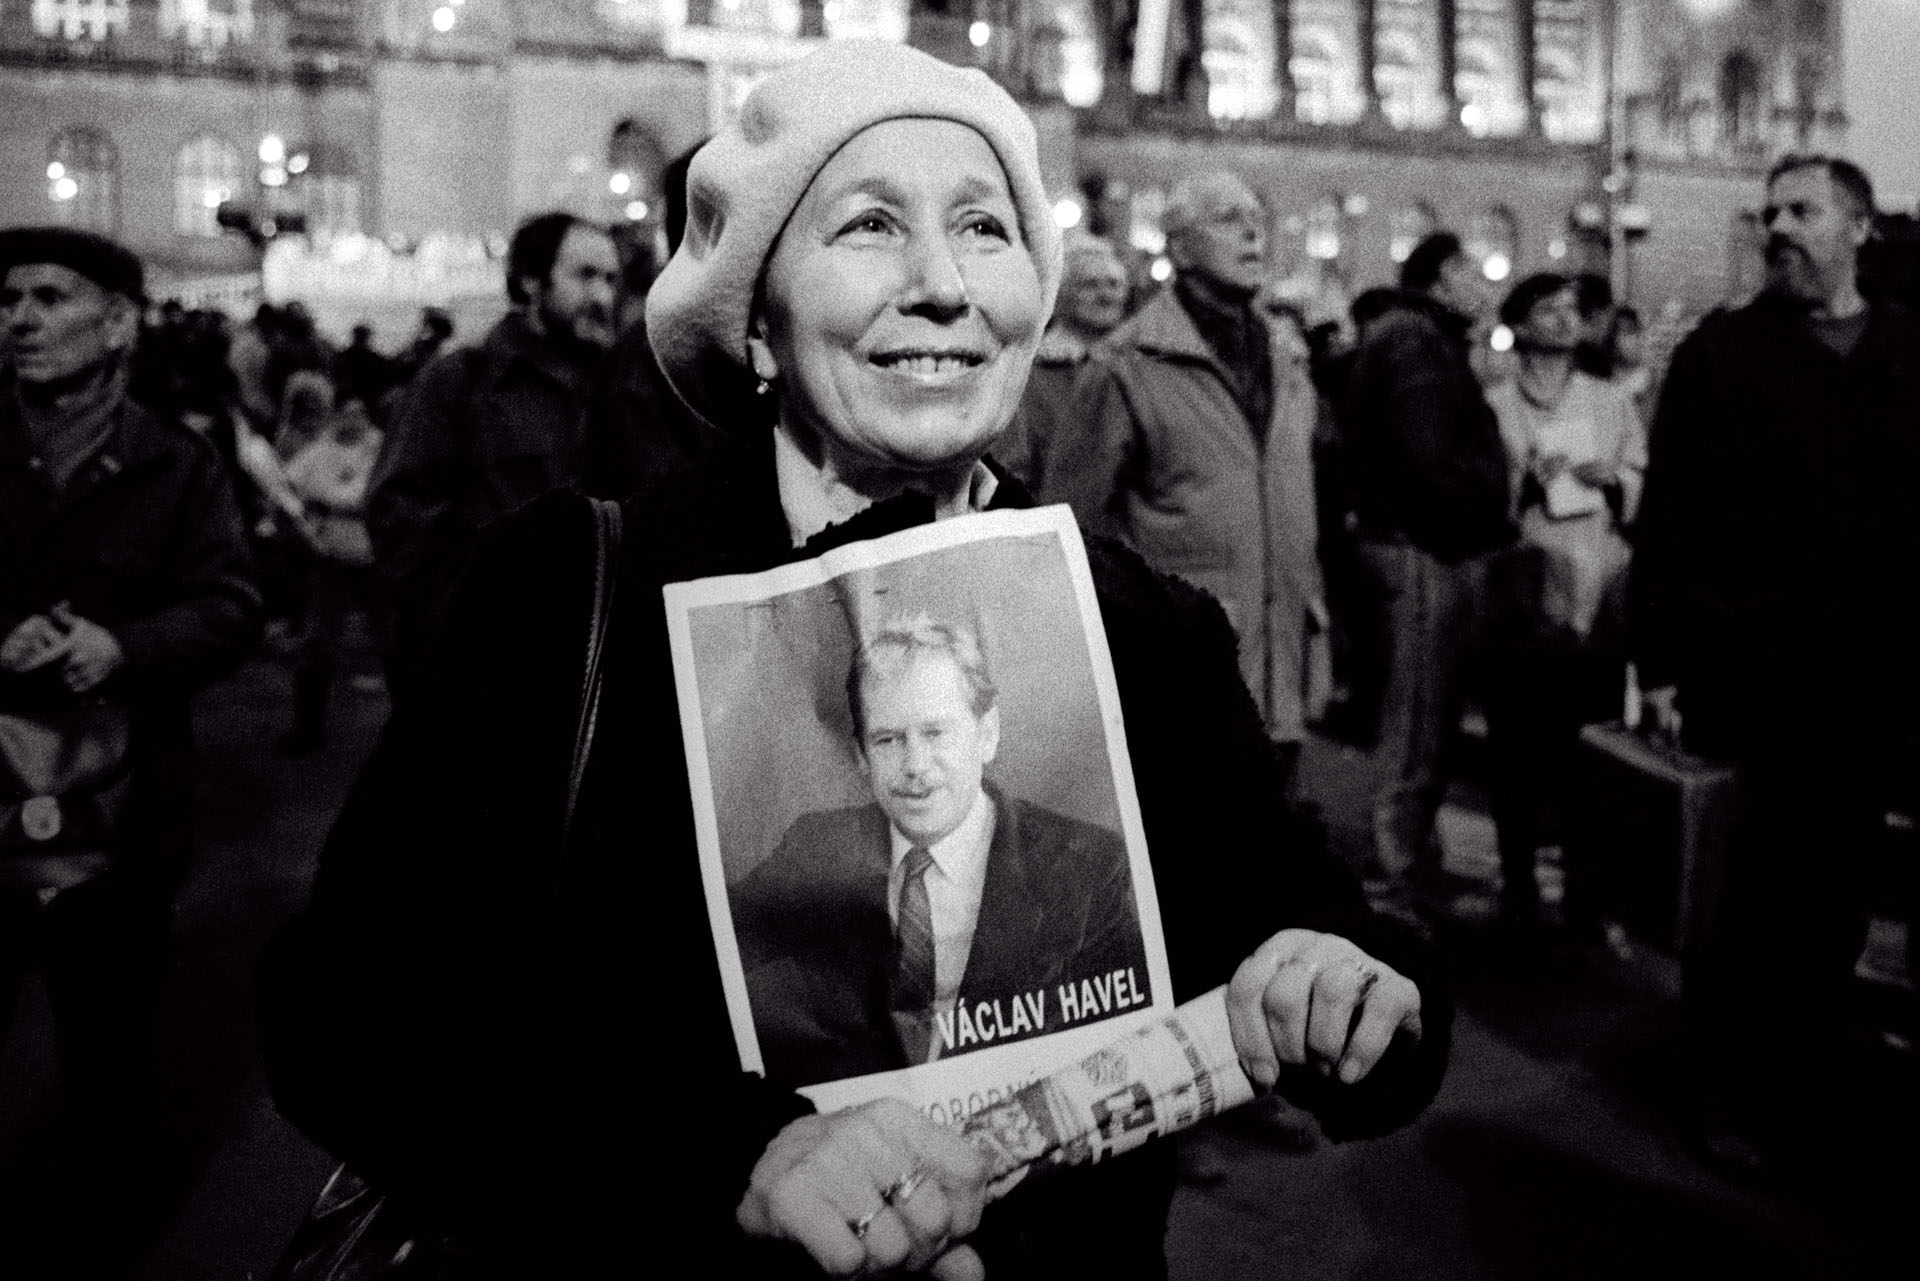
1519, 285, 1581, 352
749, 118, 1045, 473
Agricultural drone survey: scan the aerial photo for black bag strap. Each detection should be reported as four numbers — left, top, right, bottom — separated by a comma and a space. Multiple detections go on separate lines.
565, 497, 622, 840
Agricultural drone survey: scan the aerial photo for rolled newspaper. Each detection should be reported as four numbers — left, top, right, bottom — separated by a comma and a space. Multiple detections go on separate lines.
957, 985, 1255, 1195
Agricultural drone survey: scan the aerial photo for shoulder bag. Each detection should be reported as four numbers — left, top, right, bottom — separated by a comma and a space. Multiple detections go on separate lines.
269, 495, 623, 1281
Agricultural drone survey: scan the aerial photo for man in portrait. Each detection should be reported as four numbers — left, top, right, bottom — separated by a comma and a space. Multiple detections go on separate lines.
732, 614, 1150, 1088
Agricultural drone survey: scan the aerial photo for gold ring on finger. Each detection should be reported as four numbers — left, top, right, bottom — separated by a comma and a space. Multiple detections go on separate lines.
882, 1166, 928, 1208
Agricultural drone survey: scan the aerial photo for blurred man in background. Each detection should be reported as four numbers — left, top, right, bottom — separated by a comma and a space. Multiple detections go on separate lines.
368, 212, 617, 690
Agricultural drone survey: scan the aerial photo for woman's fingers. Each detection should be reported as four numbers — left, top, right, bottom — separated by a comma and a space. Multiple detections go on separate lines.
928, 1243, 987, 1281
1302, 958, 1374, 1070
1337, 973, 1423, 1084
739, 1100, 991, 1276
1229, 930, 1423, 1092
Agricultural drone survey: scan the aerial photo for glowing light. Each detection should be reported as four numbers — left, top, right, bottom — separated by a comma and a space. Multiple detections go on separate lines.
51, 176, 79, 201
1149, 256, 1173, 283
202, 188, 228, 209
1482, 252, 1511, 282
431, 6, 456, 32
609, 172, 633, 195
1490, 324, 1515, 353
1052, 198, 1083, 230
625, 199, 650, 221
1343, 194, 1370, 218
288, 153, 310, 175
261, 165, 289, 187
46, 161, 66, 181
969, 21, 991, 47
1460, 102, 1487, 134
1547, 237, 1568, 260
258, 134, 285, 165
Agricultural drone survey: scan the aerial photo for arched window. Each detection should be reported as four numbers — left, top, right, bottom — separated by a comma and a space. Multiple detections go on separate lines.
1467, 206, 1518, 283
175, 135, 242, 238
46, 128, 118, 233
1389, 200, 1437, 265
30, 0, 130, 39
1719, 49, 1763, 147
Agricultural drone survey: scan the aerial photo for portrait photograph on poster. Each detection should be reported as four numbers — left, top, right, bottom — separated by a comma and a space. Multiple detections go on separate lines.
665, 507, 1173, 1121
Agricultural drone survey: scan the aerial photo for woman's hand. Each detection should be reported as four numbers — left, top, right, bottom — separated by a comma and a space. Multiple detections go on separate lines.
1227, 930, 1422, 1089
739, 1098, 992, 1278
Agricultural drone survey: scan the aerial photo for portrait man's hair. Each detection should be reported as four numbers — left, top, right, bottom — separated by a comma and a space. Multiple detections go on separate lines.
847, 614, 998, 742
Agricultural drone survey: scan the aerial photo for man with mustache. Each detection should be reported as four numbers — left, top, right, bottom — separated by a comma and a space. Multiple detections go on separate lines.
368, 212, 618, 692
1630, 154, 1919, 1179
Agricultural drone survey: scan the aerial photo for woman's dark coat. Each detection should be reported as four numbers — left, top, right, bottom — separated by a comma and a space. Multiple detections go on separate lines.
258, 434, 1450, 1278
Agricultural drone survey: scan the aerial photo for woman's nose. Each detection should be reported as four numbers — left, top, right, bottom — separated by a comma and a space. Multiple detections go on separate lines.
901, 233, 970, 317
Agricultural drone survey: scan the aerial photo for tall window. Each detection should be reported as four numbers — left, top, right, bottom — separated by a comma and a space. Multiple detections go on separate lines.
46, 129, 119, 233
1718, 49, 1763, 148
175, 136, 243, 238
159, 0, 255, 46
30, 0, 131, 39
1202, 0, 1278, 121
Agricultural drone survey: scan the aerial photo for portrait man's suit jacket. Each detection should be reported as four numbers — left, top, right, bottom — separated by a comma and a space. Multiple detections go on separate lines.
732, 782, 1149, 1087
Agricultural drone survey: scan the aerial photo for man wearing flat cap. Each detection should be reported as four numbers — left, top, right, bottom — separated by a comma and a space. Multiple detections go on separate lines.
1, 227, 259, 1264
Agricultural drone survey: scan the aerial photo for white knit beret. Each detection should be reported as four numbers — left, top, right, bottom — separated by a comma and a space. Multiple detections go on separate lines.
646, 39, 1064, 423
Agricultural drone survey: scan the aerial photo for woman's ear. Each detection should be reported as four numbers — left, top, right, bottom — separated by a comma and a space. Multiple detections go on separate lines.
746, 309, 781, 384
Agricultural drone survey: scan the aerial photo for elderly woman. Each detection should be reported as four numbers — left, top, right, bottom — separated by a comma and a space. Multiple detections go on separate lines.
260, 41, 1447, 1279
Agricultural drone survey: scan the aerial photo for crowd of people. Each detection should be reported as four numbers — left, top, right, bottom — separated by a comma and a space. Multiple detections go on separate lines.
2, 36, 1915, 1280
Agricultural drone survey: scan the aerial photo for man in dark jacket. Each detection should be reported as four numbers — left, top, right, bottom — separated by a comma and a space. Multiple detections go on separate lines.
1629, 154, 1920, 1175
1342, 232, 1514, 913
368, 212, 619, 686
0, 227, 259, 1264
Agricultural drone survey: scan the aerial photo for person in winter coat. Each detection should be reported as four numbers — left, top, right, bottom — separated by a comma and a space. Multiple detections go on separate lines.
258, 42, 1448, 1281
366, 212, 620, 692
1629, 154, 1920, 1178
999, 230, 1130, 492
1048, 171, 1329, 784
0, 227, 259, 1271
1341, 232, 1515, 913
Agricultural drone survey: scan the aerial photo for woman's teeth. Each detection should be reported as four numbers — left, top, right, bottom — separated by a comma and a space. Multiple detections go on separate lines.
874, 353, 981, 373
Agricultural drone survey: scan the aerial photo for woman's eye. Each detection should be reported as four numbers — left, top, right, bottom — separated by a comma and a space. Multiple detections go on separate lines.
959, 213, 1011, 243
841, 212, 896, 238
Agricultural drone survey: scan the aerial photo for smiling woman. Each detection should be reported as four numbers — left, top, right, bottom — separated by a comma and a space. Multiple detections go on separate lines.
747, 119, 1045, 500
260, 37, 1449, 1281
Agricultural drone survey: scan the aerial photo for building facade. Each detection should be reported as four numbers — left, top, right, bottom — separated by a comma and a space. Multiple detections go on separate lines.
0, 0, 1848, 320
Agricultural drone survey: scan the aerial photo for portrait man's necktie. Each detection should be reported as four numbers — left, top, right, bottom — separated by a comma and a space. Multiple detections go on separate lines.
890, 845, 937, 1063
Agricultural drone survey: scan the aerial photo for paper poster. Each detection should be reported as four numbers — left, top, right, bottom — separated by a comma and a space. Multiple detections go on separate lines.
664, 506, 1172, 1122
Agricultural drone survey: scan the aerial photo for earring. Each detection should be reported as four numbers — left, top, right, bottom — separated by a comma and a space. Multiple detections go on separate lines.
755, 378, 771, 396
